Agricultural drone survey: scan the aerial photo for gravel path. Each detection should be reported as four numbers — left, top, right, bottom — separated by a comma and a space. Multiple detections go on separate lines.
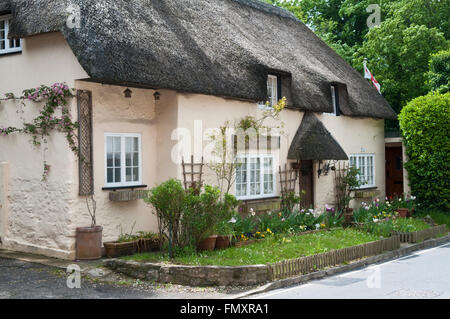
0, 257, 246, 299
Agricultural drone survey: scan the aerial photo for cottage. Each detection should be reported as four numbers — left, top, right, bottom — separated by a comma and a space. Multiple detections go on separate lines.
0, 0, 397, 260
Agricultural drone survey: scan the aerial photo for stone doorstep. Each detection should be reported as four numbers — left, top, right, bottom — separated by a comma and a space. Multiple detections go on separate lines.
231, 233, 450, 299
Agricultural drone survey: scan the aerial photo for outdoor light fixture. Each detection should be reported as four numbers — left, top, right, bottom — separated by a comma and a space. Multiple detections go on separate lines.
123, 88, 132, 98
318, 160, 337, 178
154, 91, 160, 101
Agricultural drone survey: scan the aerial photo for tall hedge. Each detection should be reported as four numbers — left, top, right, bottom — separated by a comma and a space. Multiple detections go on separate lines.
399, 92, 450, 210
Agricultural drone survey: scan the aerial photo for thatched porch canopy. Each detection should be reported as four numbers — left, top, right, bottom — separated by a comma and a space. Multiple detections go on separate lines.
3, 0, 397, 119
288, 112, 348, 161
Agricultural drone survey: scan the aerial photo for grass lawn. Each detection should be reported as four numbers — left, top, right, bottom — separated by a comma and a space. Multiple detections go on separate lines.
415, 210, 450, 230
392, 218, 431, 232
122, 229, 379, 266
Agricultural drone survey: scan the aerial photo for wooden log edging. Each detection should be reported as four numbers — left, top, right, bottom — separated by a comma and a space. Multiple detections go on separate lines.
393, 224, 447, 243
267, 236, 401, 281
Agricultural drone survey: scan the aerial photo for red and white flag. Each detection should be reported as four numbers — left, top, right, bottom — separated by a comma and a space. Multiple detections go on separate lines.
364, 60, 381, 94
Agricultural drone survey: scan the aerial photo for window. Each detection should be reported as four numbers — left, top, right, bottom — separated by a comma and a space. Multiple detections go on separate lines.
259, 75, 280, 109
0, 15, 22, 55
324, 85, 340, 116
349, 154, 375, 188
105, 133, 142, 187
235, 154, 275, 199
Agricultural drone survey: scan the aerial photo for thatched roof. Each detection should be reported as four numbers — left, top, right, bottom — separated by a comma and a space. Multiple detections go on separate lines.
4, 0, 397, 119
288, 112, 348, 161
0, 0, 10, 14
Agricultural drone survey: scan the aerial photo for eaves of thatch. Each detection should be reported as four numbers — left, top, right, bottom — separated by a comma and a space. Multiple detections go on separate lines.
288, 112, 348, 161
4, 0, 397, 119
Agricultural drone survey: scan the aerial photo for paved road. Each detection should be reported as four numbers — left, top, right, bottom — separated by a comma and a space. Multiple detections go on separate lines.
0, 257, 239, 299
251, 242, 450, 299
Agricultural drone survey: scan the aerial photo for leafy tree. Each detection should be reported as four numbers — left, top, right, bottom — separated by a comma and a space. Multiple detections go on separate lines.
399, 92, 450, 210
427, 49, 450, 93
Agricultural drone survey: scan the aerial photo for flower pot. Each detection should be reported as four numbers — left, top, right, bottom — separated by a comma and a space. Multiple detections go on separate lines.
135, 238, 161, 253
397, 208, 409, 218
76, 226, 103, 260
103, 241, 137, 258
215, 236, 231, 249
344, 208, 354, 226
197, 235, 218, 251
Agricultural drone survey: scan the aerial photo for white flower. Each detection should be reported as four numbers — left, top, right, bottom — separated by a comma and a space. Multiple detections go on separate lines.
308, 209, 314, 213
268, 211, 272, 216
365, 206, 370, 211
228, 217, 237, 224
315, 223, 320, 230
281, 218, 285, 222
410, 196, 416, 200
373, 218, 379, 223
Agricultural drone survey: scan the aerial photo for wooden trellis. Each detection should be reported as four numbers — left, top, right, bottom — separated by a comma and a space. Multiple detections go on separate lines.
279, 164, 299, 195
334, 161, 350, 212
182, 156, 204, 191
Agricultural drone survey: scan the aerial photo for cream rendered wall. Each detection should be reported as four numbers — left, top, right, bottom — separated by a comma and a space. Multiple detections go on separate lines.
0, 32, 88, 259
73, 81, 160, 244
176, 93, 386, 210
316, 114, 386, 209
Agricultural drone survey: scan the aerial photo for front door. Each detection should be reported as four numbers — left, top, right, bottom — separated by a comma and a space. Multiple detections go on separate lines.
292, 161, 314, 208
386, 146, 404, 198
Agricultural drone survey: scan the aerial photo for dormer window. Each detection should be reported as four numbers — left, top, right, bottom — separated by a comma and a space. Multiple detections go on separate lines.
324, 85, 340, 116
259, 74, 281, 109
0, 15, 22, 55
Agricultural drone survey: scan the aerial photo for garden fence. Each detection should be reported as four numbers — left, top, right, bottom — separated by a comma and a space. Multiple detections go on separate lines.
267, 235, 400, 280
394, 225, 447, 243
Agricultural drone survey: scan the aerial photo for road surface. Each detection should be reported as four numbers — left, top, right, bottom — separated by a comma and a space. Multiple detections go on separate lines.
251, 242, 450, 299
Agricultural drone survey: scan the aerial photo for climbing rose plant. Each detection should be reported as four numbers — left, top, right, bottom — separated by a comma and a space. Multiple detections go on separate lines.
0, 83, 78, 180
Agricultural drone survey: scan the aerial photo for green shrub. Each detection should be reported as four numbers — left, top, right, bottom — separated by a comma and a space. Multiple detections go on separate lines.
399, 92, 450, 210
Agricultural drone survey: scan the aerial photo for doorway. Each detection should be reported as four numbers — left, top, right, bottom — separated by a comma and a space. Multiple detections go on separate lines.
386, 146, 404, 198
292, 161, 314, 208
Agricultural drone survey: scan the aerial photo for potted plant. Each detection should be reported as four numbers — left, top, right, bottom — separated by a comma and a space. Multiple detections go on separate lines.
335, 166, 363, 226
214, 220, 233, 249
135, 231, 162, 253
76, 196, 103, 260
103, 223, 138, 258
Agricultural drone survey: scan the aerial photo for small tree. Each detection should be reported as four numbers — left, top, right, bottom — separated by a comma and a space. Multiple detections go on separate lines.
399, 92, 450, 210
145, 179, 185, 258
335, 165, 363, 213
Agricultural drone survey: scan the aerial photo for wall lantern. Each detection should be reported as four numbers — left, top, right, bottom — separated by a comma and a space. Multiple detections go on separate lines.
123, 88, 132, 98
154, 91, 161, 101
318, 160, 337, 178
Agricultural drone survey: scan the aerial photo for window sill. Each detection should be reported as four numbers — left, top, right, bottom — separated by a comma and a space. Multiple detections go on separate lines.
0, 50, 22, 57
102, 184, 147, 191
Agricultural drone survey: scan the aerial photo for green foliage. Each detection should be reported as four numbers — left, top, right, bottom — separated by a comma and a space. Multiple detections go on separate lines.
427, 49, 450, 93
336, 166, 363, 212
414, 209, 450, 230
392, 218, 430, 233
281, 191, 301, 212
123, 229, 379, 266
182, 186, 239, 246
362, 219, 394, 238
399, 92, 450, 210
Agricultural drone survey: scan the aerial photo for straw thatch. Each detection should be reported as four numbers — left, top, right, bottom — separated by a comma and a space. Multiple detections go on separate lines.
288, 112, 348, 161
4, 0, 397, 119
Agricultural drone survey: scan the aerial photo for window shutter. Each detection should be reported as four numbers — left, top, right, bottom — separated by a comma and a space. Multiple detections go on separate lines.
77, 90, 94, 196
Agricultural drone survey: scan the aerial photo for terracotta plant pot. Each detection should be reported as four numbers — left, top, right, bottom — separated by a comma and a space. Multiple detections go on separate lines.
197, 235, 218, 251
344, 208, 354, 226
397, 208, 409, 218
215, 236, 231, 249
104, 241, 137, 258
76, 226, 103, 260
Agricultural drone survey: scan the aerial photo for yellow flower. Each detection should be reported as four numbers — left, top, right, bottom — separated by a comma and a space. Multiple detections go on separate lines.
320, 223, 326, 228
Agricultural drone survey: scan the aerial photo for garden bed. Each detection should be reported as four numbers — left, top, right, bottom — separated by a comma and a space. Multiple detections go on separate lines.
104, 231, 401, 286
393, 224, 447, 243
121, 229, 379, 266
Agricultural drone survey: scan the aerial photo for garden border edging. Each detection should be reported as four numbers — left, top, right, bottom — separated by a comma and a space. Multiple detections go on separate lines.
232, 232, 450, 299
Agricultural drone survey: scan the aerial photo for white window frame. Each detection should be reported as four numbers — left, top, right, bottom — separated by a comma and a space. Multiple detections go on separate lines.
258, 75, 279, 109
324, 85, 339, 116
104, 133, 143, 188
0, 15, 22, 55
235, 154, 277, 200
349, 153, 376, 189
